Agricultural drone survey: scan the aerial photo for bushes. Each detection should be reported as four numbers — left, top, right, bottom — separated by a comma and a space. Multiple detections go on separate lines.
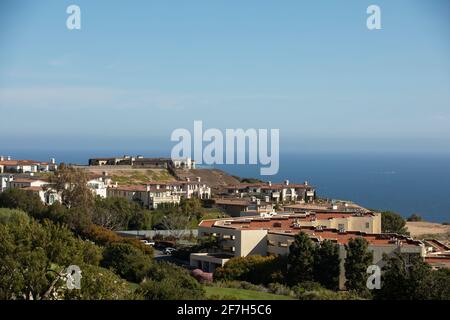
214, 255, 286, 285
101, 242, 152, 283
381, 211, 409, 235
293, 282, 363, 300
138, 262, 205, 300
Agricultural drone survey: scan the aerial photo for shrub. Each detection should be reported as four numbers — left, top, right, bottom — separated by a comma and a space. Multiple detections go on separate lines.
138, 262, 205, 300
214, 255, 286, 285
101, 243, 152, 283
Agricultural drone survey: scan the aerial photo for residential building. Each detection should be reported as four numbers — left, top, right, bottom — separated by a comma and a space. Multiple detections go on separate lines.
107, 185, 181, 209
0, 156, 57, 173
214, 198, 275, 217
226, 180, 316, 203
0, 174, 14, 192
190, 214, 424, 289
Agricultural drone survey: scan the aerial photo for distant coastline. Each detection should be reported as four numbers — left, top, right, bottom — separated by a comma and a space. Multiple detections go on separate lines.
2, 150, 450, 223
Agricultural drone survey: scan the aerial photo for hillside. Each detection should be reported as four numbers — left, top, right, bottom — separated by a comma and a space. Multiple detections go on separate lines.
174, 168, 240, 190
407, 221, 450, 240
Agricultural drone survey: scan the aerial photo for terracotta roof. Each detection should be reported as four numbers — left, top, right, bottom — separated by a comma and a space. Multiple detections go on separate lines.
0, 160, 41, 166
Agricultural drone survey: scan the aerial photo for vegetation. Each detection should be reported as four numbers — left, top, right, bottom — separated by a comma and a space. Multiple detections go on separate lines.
205, 286, 295, 300
287, 232, 315, 285
407, 214, 423, 222
214, 255, 286, 285
381, 210, 409, 235
313, 239, 341, 291
138, 262, 205, 300
344, 238, 373, 294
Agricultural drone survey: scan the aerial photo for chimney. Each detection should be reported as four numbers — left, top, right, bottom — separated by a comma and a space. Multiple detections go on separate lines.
268, 181, 272, 187
196, 176, 201, 182
256, 199, 261, 205
156, 184, 160, 190
0, 156, 4, 161
285, 180, 289, 186
146, 185, 151, 192
304, 181, 308, 186
50, 158, 56, 164
103, 171, 108, 176
186, 177, 190, 182
7, 156, 11, 161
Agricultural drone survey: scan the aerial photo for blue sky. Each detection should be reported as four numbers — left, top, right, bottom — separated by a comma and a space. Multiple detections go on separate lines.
0, 0, 449, 154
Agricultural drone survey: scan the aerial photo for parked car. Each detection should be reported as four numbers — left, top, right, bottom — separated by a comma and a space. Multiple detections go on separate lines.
164, 247, 176, 255
140, 239, 155, 246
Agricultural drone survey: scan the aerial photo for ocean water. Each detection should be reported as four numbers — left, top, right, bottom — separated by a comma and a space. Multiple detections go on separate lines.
3, 150, 450, 223
214, 153, 450, 223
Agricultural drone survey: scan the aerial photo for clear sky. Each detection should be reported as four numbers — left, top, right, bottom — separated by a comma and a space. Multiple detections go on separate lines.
0, 0, 449, 154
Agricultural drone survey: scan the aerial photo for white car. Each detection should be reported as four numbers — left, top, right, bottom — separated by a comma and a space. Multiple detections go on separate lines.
164, 247, 176, 255
140, 240, 155, 246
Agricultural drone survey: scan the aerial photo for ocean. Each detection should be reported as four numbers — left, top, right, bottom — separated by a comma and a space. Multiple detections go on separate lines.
3, 150, 450, 223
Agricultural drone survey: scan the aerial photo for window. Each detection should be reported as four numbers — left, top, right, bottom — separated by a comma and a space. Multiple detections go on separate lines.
366, 222, 370, 228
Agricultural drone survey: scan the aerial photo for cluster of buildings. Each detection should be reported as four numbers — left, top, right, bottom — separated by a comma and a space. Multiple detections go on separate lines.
224, 180, 316, 203
0, 156, 58, 174
190, 206, 450, 288
107, 178, 211, 209
190, 212, 419, 289
0, 156, 209, 209
88, 155, 196, 170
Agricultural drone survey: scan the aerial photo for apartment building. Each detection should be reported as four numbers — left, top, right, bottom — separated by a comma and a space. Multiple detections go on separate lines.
226, 180, 316, 203
107, 185, 181, 209
190, 213, 424, 289
0, 156, 58, 173
214, 198, 275, 217
145, 178, 211, 200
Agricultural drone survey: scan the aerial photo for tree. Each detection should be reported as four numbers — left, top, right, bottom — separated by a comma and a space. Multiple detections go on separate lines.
214, 255, 286, 285
344, 238, 373, 293
287, 232, 316, 285
314, 240, 341, 290
0, 188, 46, 218
381, 211, 409, 235
0, 211, 98, 300
138, 262, 205, 300
375, 253, 450, 300
64, 264, 136, 300
160, 212, 191, 240
50, 164, 94, 209
101, 243, 152, 283
407, 214, 423, 222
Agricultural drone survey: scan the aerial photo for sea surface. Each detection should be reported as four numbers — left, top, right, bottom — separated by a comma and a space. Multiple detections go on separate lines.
3, 150, 450, 223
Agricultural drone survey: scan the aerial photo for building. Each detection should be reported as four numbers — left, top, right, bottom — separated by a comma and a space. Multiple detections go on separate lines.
86, 173, 112, 198
0, 174, 14, 192
172, 157, 196, 170
0, 156, 57, 173
88, 155, 175, 169
214, 198, 275, 217
107, 184, 181, 209
145, 178, 211, 200
190, 214, 424, 289
226, 180, 316, 203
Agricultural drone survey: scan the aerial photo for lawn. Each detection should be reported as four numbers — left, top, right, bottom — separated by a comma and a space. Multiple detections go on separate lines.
204, 286, 295, 300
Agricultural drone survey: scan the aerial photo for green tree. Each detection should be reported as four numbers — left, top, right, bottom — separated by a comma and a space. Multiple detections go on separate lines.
407, 214, 423, 222
64, 264, 136, 300
0, 211, 97, 300
287, 232, 316, 285
344, 238, 373, 293
0, 188, 46, 218
101, 242, 152, 283
138, 262, 205, 300
376, 253, 450, 300
50, 164, 94, 209
381, 211, 409, 235
313, 240, 341, 290
214, 255, 286, 285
